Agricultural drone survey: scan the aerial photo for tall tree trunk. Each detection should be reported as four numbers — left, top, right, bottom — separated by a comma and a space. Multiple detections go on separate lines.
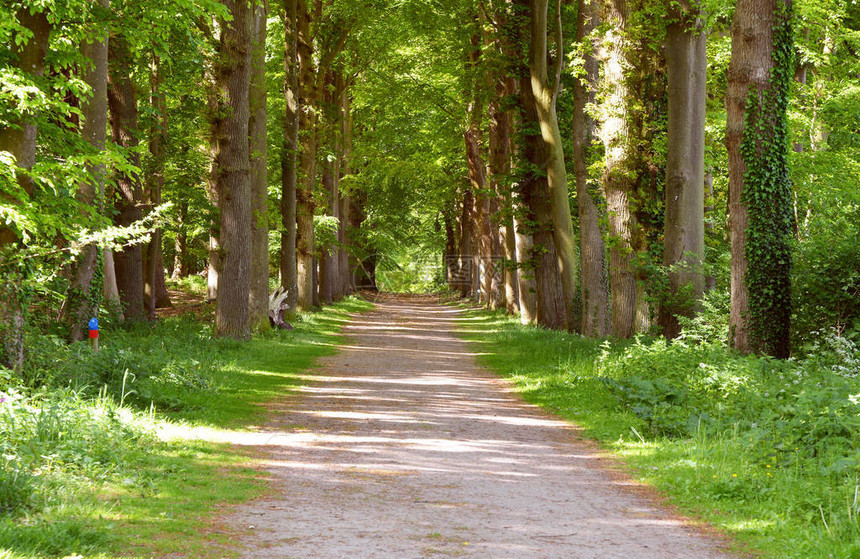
249, 0, 270, 332
280, 0, 299, 314
295, 3, 317, 311
489, 75, 513, 311
529, 0, 578, 330
513, 210, 537, 324
173, 201, 189, 278
338, 87, 353, 297
144, 55, 173, 319
0, 8, 50, 371
318, 160, 336, 305
517, 42, 566, 329
660, 2, 706, 338
598, 0, 637, 338
573, 0, 609, 338
64, 0, 109, 340
213, 0, 253, 339
108, 35, 145, 321
457, 190, 475, 298
726, 0, 794, 356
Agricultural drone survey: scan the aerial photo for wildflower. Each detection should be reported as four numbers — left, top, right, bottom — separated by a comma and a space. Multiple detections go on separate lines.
732, 473, 738, 477
766, 465, 771, 468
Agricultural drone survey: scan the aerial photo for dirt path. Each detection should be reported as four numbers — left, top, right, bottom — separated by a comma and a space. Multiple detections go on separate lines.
226, 295, 733, 558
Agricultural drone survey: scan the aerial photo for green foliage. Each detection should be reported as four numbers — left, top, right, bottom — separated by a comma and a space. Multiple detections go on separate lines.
0, 296, 371, 557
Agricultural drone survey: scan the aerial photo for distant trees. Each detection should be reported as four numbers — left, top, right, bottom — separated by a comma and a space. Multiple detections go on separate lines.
3, 0, 849, 362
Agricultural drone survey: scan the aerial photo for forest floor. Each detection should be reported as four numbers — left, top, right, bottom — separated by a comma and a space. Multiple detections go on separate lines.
215, 294, 736, 558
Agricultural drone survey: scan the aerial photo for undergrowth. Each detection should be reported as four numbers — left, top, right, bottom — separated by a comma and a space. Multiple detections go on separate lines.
0, 296, 372, 558
459, 307, 860, 558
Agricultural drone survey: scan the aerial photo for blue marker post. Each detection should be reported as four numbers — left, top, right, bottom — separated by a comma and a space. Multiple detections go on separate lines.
88, 318, 99, 352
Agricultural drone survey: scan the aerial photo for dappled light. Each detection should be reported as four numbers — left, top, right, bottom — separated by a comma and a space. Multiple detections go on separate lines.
227, 297, 730, 558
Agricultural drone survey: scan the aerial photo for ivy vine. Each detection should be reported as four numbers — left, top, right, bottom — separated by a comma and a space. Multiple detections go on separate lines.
739, 1, 795, 358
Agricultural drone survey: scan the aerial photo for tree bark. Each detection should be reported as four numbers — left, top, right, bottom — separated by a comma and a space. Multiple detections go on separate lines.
516, 35, 566, 330
213, 0, 253, 339
249, 0, 270, 332
598, 0, 637, 338
280, 0, 299, 314
456, 190, 475, 298
65, 0, 109, 340
726, 0, 794, 356
0, 8, 50, 371
529, 0, 578, 331
573, 0, 609, 338
295, 2, 317, 311
660, 2, 706, 338
108, 35, 145, 321
318, 160, 336, 305
144, 55, 173, 319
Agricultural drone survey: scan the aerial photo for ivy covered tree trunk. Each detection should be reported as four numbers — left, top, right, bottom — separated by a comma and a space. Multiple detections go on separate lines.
279, 0, 299, 315
726, 0, 794, 357
249, 0, 270, 332
108, 35, 145, 321
660, 1, 706, 339
64, 0, 109, 340
573, 0, 609, 338
529, 0, 578, 331
213, 0, 253, 339
513, 208, 537, 324
0, 8, 50, 371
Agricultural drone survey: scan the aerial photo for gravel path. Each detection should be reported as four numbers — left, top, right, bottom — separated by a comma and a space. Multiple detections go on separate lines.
226, 295, 734, 558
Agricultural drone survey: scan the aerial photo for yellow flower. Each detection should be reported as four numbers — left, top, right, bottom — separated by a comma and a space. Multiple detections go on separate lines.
732, 473, 738, 477
766, 473, 772, 476
766, 465, 771, 468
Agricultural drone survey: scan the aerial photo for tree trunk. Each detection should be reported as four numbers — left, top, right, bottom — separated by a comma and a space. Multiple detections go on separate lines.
457, 190, 474, 298
173, 201, 189, 278
573, 0, 609, 338
249, 0, 270, 332
144, 55, 173, 320
726, 0, 794, 357
280, 0, 299, 314
529, 0, 578, 331
0, 8, 50, 371
513, 210, 537, 324
318, 160, 336, 305
108, 35, 145, 321
295, 3, 317, 311
213, 0, 253, 339
660, 3, 706, 339
488, 75, 510, 311
598, 0, 637, 338
65, 0, 109, 340
338, 87, 353, 297
516, 35, 566, 330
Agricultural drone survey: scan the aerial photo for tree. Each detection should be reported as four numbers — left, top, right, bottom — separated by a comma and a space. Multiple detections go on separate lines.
726, 0, 794, 356
108, 34, 145, 321
572, 0, 608, 337
527, 0, 578, 331
280, 0, 299, 315
249, 0, 270, 332
0, 7, 51, 371
64, 0, 110, 341
660, 0, 707, 339
213, 0, 253, 339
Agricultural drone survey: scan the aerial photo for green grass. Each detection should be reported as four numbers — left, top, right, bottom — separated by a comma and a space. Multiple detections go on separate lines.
457, 307, 860, 559
0, 296, 373, 558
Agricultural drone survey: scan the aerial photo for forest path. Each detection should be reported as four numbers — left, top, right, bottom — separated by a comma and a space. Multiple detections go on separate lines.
225, 295, 733, 558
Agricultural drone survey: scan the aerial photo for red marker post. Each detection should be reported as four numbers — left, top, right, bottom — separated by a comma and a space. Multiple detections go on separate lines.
88, 318, 99, 352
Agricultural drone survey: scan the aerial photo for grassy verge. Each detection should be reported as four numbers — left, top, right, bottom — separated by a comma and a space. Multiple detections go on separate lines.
457, 307, 860, 559
1, 296, 373, 558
